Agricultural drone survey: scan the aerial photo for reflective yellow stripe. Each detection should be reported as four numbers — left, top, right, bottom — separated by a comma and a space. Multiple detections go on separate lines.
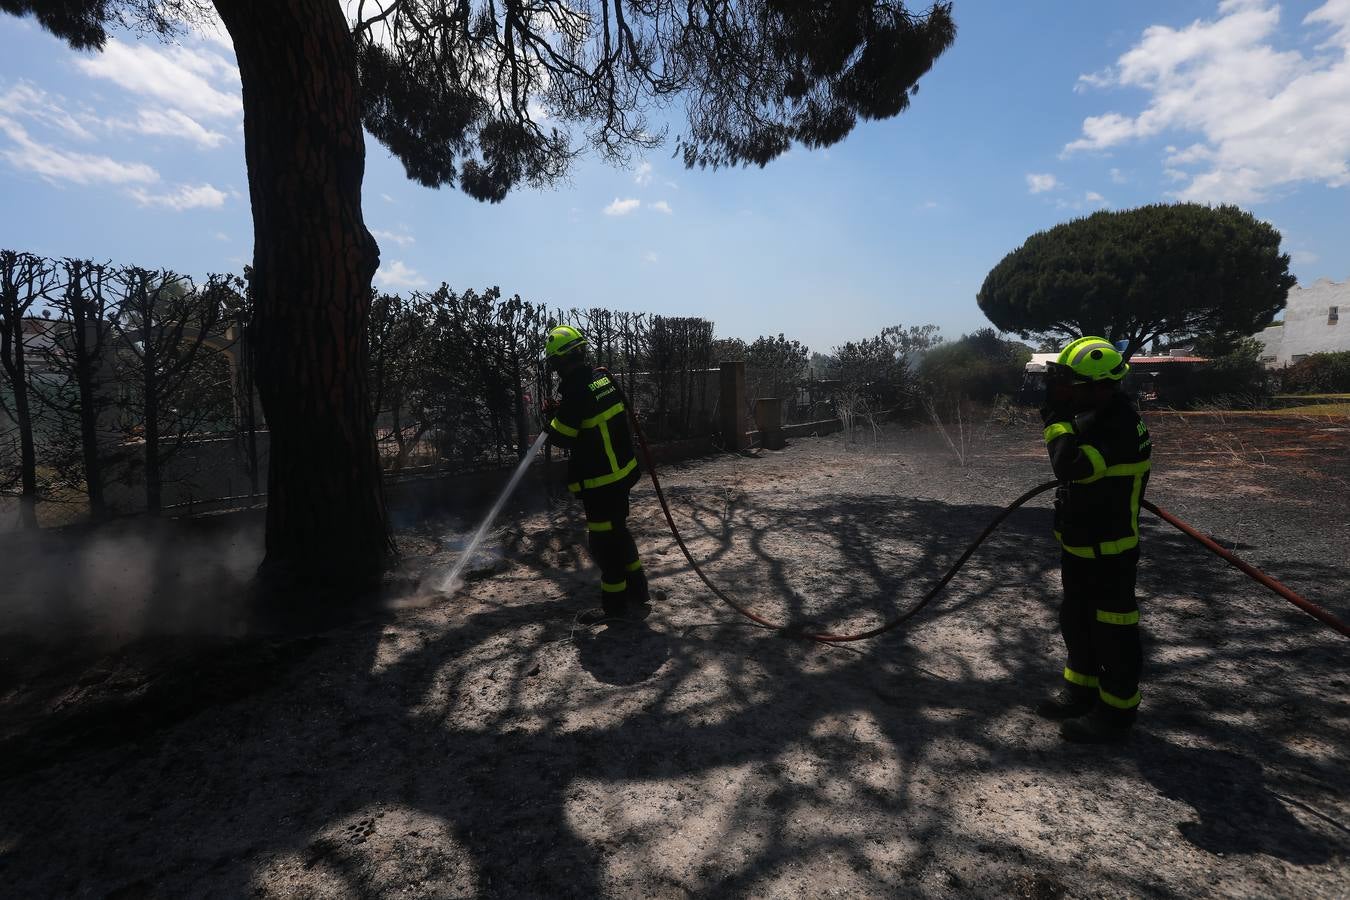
1064, 667, 1099, 688
1044, 422, 1075, 443
1075, 444, 1108, 483
581, 402, 625, 428
1099, 688, 1141, 710
625, 559, 643, 572
1127, 470, 1144, 549
1056, 337, 1097, 366
1074, 457, 1152, 485
567, 482, 582, 493
1070, 340, 1115, 366
1099, 535, 1139, 555
601, 579, 628, 593
587, 520, 613, 532
1055, 531, 1093, 558
550, 417, 579, 438
579, 457, 637, 490
1055, 531, 1140, 558
599, 420, 621, 473
1096, 609, 1140, 626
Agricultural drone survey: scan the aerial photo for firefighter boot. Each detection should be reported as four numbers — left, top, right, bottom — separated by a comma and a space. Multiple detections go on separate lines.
626, 567, 651, 609
1034, 684, 1097, 721
576, 598, 626, 625
1060, 705, 1134, 744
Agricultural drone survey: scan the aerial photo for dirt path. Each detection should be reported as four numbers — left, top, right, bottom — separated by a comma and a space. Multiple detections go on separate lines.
2, 418, 1347, 898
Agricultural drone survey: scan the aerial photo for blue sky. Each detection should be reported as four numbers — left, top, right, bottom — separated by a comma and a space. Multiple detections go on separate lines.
1, 0, 1347, 351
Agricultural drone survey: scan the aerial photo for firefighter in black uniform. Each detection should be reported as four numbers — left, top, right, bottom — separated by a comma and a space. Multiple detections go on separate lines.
543, 325, 650, 623
1037, 336, 1152, 743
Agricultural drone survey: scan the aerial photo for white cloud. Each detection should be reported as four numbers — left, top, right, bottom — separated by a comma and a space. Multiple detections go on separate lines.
129, 183, 229, 210
650, 199, 672, 214
371, 227, 415, 247
1109, 167, 1128, 184
381, 192, 395, 203
1026, 172, 1060, 193
75, 39, 241, 121
375, 260, 428, 289
643, 251, 659, 264
1054, 191, 1112, 212
214, 231, 229, 242
1063, 113, 1140, 155
1075, 70, 1115, 93
0, 117, 158, 185
0, 82, 96, 140
1065, 0, 1350, 203
1, 80, 227, 149
1164, 143, 1215, 166
115, 108, 228, 149
1291, 249, 1320, 264
634, 161, 653, 186
603, 197, 640, 216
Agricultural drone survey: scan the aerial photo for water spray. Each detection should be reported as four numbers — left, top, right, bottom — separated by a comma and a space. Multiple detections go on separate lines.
435, 430, 550, 595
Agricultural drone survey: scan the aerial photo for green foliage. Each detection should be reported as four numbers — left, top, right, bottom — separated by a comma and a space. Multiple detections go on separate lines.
978, 204, 1295, 357
712, 338, 747, 362
740, 333, 809, 420
831, 323, 941, 409
918, 328, 1031, 403
745, 334, 808, 372
1280, 351, 1350, 394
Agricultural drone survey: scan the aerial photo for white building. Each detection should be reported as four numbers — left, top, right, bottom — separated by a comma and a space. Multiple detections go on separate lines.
1258, 279, 1348, 366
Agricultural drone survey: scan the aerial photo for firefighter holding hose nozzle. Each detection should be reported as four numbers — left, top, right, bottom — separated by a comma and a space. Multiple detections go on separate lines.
1037, 337, 1152, 744
542, 325, 651, 624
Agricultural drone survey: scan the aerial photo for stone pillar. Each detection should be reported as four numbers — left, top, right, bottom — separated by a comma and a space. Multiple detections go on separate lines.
719, 361, 747, 451
755, 397, 785, 450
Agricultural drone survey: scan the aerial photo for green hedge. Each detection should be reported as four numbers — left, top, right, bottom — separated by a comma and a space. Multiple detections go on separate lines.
1280, 351, 1350, 394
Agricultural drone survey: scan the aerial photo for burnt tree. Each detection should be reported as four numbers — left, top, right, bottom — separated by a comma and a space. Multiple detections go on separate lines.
0, 252, 56, 529
52, 260, 118, 521
112, 269, 228, 514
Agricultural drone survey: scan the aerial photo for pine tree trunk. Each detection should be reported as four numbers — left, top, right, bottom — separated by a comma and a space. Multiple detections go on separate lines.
215, 0, 392, 591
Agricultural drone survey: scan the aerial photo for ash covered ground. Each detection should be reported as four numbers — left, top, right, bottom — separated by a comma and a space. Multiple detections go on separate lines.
1, 414, 1347, 898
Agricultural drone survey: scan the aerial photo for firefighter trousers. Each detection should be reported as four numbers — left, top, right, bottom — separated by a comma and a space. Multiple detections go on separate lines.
1059, 549, 1143, 725
580, 485, 647, 609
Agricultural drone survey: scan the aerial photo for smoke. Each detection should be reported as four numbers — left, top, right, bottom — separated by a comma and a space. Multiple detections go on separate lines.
0, 516, 264, 647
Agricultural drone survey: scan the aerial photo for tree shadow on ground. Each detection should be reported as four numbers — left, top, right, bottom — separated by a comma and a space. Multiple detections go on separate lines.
1, 485, 1346, 897
1135, 733, 1338, 864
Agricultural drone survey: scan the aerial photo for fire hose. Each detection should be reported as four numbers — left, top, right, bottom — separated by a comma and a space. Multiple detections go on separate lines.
627, 414, 1350, 643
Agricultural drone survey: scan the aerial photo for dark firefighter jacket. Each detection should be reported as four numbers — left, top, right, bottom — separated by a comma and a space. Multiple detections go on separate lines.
546, 367, 641, 495
1042, 391, 1152, 559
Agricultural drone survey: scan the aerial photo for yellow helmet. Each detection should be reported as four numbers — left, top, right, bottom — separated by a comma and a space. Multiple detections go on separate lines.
545, 324, 588, 359
1050, 336, 1129, 382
